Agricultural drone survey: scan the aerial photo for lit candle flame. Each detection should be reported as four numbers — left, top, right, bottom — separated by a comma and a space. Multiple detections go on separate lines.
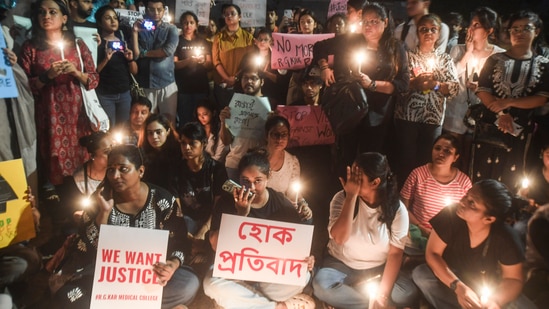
480, 286, 492, 305
471, 57, 479, 75
292, 181, 302, 204
521, 177, 530, 189
81, 196, 91, 208
366, 280, 379, 309
57, 41, 65, 60
444, 197, 453, 206
113, 131, 124, 145
349, 23, 357, 33
427, 57, 436, 72
355, 50, 366, 74
254, 55, 263, 68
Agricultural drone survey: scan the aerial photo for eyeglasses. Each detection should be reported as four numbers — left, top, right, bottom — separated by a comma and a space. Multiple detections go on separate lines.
269, 132, 289, 140
242, 75, 260, 82
419, 26, 439, 34
224, 11, 238, 18
362, 19, 382, 27
508, 25, 536, 34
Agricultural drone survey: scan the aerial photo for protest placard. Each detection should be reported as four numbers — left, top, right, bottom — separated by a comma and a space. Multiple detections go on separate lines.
271, 33, 335, 70
74, 26, 98, 65
115, 9, 143, 28
174, 0, 211, 26
90, 225, 168, 309
233, 0, 266, 28
225, 94, 271, 140
213, 214, 314, 286
276, 105, 335, 147
327, 0, 347, 19
0, 24, 19, 99
0, 159, 35, 248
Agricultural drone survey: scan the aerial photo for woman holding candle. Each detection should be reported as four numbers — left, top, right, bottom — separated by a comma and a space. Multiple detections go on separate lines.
313, 152, 417, 309
443, 7, 505, 173
19, 0, 99, 187
394, 13, 460, 182
472, 10, 549, 190
412, 179, 536, 309
175, 11, 212, 127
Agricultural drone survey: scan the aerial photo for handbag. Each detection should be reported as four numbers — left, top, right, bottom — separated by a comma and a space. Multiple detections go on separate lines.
321, 77, 368, 135
75, 39, 110, 132
129, 73, 146, 100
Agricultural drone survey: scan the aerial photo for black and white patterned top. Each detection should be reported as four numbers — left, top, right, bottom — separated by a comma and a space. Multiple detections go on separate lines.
395, 48, 459, 125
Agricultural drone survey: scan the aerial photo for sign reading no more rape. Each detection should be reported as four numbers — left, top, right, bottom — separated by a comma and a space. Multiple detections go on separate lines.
271, 33, 334, 70
90, 225, 168, 309
213, 214, 314, 286
225, 93, 271, 140
276, 105, 335, 147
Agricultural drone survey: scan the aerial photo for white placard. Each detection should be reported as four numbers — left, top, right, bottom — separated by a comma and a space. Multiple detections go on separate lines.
233, 0, 266, 28
225, 93, 271, 140
90, 225, 168, 309
74, 26, 98, 65
0, 24, 18, 99
174, 0, 211, 26
12, 15, 32, 30
213, 214, 314, 286
115, 9, 143, 28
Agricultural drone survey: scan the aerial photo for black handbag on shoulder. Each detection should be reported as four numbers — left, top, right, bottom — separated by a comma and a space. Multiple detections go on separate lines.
321, 77, 368, 135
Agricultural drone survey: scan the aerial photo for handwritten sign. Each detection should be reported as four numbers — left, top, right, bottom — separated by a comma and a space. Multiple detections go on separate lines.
0, 159, 35, 248
233, 0, 266, 28
276, 105, 335, 147
271, 33, 335, 70
0, 24, 19, 99
213, 214, 314, 285
74, 26, 98, 65
115, 9, 143, 28
327, 0, 347, 19
226, 93, 271, 140
90, 225, 168, 309
175, 0, 211, 26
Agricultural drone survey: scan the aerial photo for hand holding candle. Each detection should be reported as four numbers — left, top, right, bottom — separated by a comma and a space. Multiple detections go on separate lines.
366, 280, 379, 309
480, 285, 492, 306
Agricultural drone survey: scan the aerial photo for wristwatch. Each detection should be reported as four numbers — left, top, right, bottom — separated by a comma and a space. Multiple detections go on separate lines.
450, 279, 460, 292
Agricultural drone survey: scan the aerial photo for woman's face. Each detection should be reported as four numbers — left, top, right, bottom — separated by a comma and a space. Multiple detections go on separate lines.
418, 20, 440, 49
92, 137, 112, 168
100, 9, 119, 33
542, 148, 549, 169
223, 6, 241, 28
469, 16, 490, 42
267, 122, 289, 151
146, 121, 169, 150
208, 19, 217, 34
130, 104, 150, 129
456, 185, 493, 224
509, 18, 540, 49
181, 15, 197, 36
38, 0, 68, 32
255, 33, 272, 51
106, 153, 143, 192
240, 165, 269, 202
196, 106, 212, 126
328, 16, 346, 35
180, 135, 203, 161
299, 14, 316, 34
361, 11, 386, 43
431, 138, 459, 167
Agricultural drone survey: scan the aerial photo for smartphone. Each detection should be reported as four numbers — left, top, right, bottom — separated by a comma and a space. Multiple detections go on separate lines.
107, 41, 125, 51
141, 19, 157, 31
284, 9, 293, 19
222, 179, 254, 198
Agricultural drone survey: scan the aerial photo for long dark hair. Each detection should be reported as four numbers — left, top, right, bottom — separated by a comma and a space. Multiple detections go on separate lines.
194, 99, 220, 146
475, 179, 525, 223
95, 5, 121, 37
140, 113, 180, 155
30, 0, 75, 50
179, 11, 199, 37
354, 152, 399, 233
507, 10, 547, 54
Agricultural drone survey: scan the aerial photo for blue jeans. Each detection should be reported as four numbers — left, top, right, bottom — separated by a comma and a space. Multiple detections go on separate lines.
313, 256, 418, 309
97, 90, 131, 127
412, 263, 536, 309
161, 266, 200, 308
177, 92, 208, 128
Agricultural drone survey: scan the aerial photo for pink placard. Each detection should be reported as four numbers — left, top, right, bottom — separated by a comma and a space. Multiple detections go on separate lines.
271, 33, 335, 70
327, 0, 347, 19
276, 105, 335, 147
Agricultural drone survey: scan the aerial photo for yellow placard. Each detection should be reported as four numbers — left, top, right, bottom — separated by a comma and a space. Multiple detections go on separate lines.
0, 159, 35, 248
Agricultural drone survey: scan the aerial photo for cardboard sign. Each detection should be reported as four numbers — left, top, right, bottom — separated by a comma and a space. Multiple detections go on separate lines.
327, 0, 347, 19
115, 9, 143, 28
90, 225, 168, 309
0, 159, 35, 248
233, 0, 267, 28
213, 214, 314, 286
276, 105, 335, 147
174, 0, 211, 26
74, 26, 99, 65
0, 23, 19, 99
225, 94, 271, 140
271, 33, 335, 70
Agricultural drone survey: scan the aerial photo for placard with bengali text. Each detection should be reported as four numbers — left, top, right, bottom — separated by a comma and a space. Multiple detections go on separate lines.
276, 105, 335, 147
225, 93, 271, 140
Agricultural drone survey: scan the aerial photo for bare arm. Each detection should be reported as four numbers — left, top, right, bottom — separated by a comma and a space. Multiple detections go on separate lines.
374, 245, 405, 307
330, 166, 361, 244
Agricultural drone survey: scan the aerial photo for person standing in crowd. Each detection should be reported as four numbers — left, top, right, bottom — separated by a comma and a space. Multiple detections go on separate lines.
211, 3, 254, 109
445, 12, 463, 54
326, 13, 347, 35
473, 10, 549, 189
412, 179, 537, 309
205, 18, 218, 43
443, 7, 505, 173
346, 0, 368, 32
174, 11, 212, 128
266, 6, 278, 33
95, 5, 137, 127
19, 0, 99, 188
132, 0, 179, 123
394, 0, 450, 53
313, 152, 417, 309
314, 2, 410, 175
68, 0, 95, 28
394, 13, 459, 181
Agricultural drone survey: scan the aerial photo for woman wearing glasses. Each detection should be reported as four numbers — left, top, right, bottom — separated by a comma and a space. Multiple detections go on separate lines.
394, 13, 460, 181
471, 10, 549, 189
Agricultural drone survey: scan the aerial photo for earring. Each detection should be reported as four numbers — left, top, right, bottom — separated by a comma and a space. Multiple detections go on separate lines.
62, 23, 68, 31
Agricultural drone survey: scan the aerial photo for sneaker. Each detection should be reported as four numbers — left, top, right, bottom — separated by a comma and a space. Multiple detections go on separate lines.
284, 293, 315, 309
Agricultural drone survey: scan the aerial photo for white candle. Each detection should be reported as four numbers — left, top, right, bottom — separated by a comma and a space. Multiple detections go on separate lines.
366, 281, 378, 309
57, 41, 65, 60
470, 57, 479, 76
292, 182, 302, 205
480, 286, 491, 306
349, 23, 357, 33
254, 55, 263, 68
521, 177, 530, 189
355, 51, 365, 74
427, 57, 435, 72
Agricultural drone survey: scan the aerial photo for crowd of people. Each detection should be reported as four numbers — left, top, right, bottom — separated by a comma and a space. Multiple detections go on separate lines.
1, 0, 549, 308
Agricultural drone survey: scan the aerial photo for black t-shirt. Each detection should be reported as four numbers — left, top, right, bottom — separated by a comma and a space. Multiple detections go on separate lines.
211, 187, 303, 231
97, 39, 131, 94
174, 36, 210, 94
430, 207, 524, 290
178, 156, 227, 225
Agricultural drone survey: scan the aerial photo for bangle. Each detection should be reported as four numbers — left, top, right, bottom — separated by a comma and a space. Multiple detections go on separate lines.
39, 72, 51, 84
368, 80, 377, 92
433, 82, 441, 92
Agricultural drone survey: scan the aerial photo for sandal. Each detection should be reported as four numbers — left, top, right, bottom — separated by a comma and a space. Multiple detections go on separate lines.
284, 293, 315, 309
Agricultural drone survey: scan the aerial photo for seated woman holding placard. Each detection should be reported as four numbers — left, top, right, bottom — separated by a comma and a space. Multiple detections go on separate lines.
51, 145, 199, 308
203, 149, 315, 309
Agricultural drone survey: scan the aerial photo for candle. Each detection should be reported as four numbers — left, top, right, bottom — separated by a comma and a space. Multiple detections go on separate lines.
444, 197, 453, 206
470, 57, 479, 76
57, 41, 65, 60
81, 196, 91, 208
349, 23, 357, 33
521, 177, 530, 189
427, 57, 435, 73
292, 181, 302, 205
113, 131, 124, 145
254, 55, 263, 68
193, 48, 202, 57
480, 286, 492, 306
366, 280, 378, 309
355, 51, 365, 74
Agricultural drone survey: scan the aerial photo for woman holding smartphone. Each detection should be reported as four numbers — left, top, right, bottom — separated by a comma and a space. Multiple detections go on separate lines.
95, 5, 137, 127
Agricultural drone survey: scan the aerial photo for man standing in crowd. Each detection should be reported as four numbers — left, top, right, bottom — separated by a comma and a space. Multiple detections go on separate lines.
266, 6, 278, 33
394, 0, 449, 53
69, 0, 95, 27
132, 0, 179, 124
